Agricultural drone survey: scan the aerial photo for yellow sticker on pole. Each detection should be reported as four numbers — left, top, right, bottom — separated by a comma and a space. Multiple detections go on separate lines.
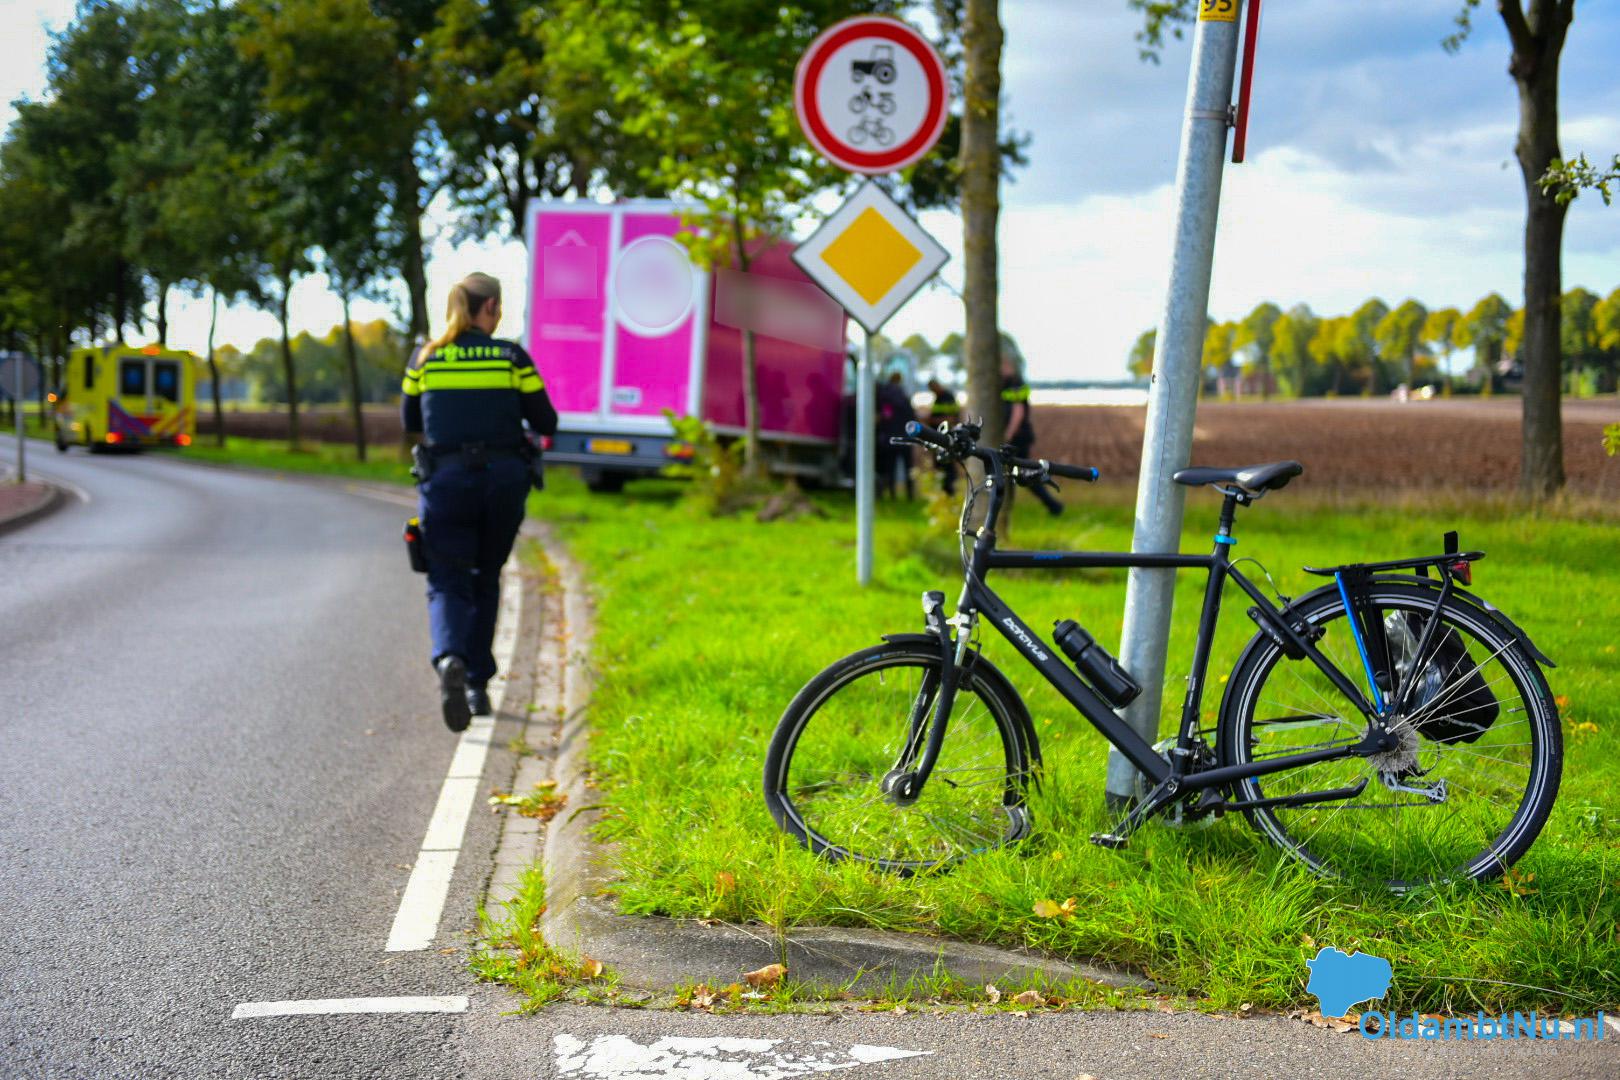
1199, 0, 1239, 21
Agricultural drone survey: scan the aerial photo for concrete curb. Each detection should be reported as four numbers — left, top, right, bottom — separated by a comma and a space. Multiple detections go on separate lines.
492, 523, 1151, 995
0, 480, 64, 537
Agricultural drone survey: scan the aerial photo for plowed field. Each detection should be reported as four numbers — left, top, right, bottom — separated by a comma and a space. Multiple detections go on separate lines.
1029, 397, 1617, 497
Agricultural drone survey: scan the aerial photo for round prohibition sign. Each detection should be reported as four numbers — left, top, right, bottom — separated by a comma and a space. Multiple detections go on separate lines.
794, 16, 949, 175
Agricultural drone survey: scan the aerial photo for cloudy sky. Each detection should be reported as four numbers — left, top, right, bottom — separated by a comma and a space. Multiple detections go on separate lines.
5, 0, 1620, 381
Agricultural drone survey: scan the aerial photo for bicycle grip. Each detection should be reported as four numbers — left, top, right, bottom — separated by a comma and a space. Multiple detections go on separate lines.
1047, 461, 1100, 482
904, 420, 951, 450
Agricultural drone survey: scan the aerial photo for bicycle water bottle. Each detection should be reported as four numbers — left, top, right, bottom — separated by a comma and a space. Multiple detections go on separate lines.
1053, 620, 1142, 708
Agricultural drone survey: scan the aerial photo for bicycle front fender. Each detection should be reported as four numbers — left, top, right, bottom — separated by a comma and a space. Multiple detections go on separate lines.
880, 633, 1042, 771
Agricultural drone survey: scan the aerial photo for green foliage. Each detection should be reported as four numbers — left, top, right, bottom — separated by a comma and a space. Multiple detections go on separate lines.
1604, 423, 1620, 457
661, 411, 750, 515
1542, 153, 1620, 207
1374, 299, 1430, 388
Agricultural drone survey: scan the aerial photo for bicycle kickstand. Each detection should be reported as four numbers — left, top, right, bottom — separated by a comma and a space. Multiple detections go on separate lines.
1089, 777, 1182, 849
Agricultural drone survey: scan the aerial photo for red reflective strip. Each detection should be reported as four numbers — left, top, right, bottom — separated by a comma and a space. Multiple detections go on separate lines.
1232, 0, 1263, 163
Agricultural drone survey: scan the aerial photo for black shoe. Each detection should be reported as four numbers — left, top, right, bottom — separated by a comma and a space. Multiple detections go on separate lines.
466, 686, 492, 717
437, 655, 471, 732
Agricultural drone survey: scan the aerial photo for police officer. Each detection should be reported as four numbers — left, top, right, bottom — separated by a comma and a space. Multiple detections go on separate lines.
403, 272, 557, 731
1000, 344, 1062, 517
925, 377, 960, 494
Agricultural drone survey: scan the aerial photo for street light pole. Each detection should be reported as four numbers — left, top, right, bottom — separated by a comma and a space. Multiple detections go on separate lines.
1107, 8, 1242, 806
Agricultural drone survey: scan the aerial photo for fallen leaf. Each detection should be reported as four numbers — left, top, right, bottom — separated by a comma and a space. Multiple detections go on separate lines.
1011, 990, 1045, 1007
892, 1004, 907, 1016
984, 983, 1001, 1004
1148, 1032, 1169, 1039
1240, 1002, 1254, 1014
1033, 897, 1078, 919
743, 963, 787, 988
580, 957, 604, 979
689, 986, 716, 1009
1555, 694, 1571, 708
714, 871, 736, 896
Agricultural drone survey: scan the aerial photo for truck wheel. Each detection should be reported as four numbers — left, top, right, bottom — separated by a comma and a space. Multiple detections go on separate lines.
581, 468, 627, 494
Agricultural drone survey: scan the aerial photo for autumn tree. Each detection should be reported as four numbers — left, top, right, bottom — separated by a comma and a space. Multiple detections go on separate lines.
1375, 299, 1430, 390
1234, 301, 1281, 397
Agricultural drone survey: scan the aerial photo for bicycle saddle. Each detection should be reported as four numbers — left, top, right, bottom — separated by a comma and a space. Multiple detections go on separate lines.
1172, 460, 1303, 493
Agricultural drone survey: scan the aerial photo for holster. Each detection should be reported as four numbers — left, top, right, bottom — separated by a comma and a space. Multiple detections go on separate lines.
410, 443, 434, 483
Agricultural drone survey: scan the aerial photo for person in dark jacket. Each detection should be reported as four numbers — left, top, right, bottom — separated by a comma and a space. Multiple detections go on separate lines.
1001, 349, 1062, 517
875, 372, 916, 500
403, 272, 557, 731
925, 377, 960, 494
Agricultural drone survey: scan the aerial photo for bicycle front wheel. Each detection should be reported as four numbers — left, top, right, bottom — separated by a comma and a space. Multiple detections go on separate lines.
763, 642, 1033, 874
1219, 581, 1561, 890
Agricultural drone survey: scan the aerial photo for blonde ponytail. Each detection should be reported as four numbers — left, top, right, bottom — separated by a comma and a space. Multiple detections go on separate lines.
421, 272, 502, 358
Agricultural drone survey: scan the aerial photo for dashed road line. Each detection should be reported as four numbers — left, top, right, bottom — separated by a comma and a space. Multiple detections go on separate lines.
232, 996, 469, 1019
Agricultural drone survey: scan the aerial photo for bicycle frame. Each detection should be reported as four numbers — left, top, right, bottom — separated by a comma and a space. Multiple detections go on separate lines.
899, 447, 1401, 807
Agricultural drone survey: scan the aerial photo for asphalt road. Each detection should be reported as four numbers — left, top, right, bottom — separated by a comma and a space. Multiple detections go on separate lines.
3, 440, 1615, 1080
0, 441, 506, 1078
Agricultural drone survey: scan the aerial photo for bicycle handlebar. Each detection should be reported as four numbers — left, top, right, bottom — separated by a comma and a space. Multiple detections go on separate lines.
898, 420, 1099, 483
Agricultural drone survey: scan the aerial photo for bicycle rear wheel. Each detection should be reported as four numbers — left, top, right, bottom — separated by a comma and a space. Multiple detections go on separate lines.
763, 641, 1033, 874
1219, 581, 1561, 890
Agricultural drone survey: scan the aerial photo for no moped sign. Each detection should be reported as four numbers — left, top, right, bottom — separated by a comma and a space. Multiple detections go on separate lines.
794, 16, 949, 175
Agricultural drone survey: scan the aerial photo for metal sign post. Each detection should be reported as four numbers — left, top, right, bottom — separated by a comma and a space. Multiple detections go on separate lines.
0, 353, 41, 484
1108, 1, 1245, 805
856, 332, 876, 583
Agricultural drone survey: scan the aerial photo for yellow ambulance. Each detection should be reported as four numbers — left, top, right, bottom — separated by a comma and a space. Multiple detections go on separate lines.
54, 343, 197, 451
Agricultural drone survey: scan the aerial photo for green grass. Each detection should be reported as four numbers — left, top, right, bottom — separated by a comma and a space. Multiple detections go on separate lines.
529, 469, 1620, 1016
181, 435, 414, 485
171, 436, 1620, 1013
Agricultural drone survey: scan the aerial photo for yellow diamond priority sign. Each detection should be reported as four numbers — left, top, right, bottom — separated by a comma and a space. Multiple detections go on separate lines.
793, 181, 948, 334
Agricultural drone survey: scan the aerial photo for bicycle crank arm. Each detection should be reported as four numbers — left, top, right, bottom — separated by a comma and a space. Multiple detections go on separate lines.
1220, 777, 1369, 814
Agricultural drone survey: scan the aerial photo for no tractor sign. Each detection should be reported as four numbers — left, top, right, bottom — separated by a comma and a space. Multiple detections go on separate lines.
793, 16, 949, 175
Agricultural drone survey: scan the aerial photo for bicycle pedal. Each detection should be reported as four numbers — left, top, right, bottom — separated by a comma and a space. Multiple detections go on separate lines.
1089, 831, 1129, 849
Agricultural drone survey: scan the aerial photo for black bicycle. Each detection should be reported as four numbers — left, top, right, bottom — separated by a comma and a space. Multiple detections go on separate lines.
763, 420, 1562, 891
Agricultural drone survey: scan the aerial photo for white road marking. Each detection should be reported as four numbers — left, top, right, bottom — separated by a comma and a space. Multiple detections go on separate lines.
553, 1034, 930, 1080
385, 567, 524, 952
232, 996, 469, 1019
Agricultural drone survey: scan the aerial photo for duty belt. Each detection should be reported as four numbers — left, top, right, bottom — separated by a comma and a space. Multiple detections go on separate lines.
426, 441, 526, 469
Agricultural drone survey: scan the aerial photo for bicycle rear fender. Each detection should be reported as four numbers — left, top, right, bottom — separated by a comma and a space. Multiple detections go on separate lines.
881, 633, 1043, 771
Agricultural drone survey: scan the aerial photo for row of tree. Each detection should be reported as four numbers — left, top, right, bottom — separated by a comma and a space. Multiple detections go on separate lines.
1128, 287, 1620, 399
0, 0, 1019, 469
210, 319, 411, 407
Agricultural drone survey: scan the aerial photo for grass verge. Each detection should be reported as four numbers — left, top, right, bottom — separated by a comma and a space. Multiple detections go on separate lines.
531, 468, 1620, 1016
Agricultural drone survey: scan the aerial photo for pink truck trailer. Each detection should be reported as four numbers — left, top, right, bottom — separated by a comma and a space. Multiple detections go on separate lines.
524, 200, 850, 492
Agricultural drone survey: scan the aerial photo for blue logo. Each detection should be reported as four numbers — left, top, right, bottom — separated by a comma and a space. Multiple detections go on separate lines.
1305, 945, 1609, 1041
1305, 946, 1393, 1017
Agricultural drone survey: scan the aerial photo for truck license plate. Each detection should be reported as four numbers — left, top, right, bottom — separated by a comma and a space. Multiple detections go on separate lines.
588, 439, 633, 455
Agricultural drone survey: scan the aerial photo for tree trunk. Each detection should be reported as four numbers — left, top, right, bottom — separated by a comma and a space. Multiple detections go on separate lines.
399, 158, 430, 343
732, 216, 763, 480
277, 273, 301, 448
113, 259, 129, 344
207, 287, 225, 448
156, 281, 169, 347
961, 0, 1003, 439
1505, 0, 1572, 499
340, 291, 367, 463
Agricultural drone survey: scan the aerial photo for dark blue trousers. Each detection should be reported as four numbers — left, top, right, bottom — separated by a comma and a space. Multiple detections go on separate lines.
419, 457, 529, 685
